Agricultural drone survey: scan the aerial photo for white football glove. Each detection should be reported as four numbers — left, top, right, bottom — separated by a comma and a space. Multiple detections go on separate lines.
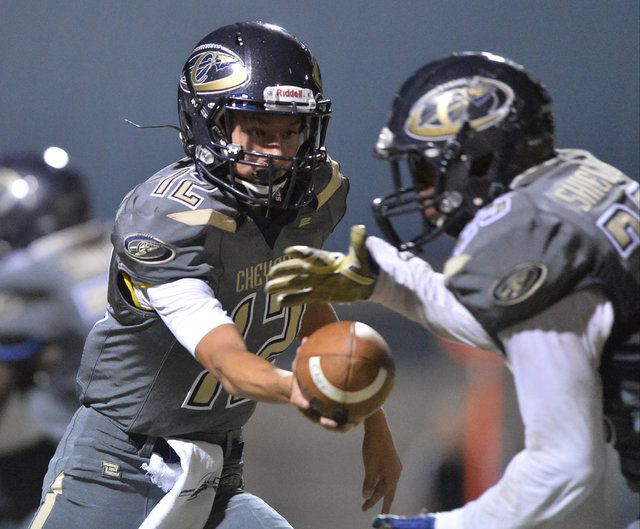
266, 225, 377, 306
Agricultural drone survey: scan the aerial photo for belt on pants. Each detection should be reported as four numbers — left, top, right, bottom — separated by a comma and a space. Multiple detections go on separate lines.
128, 431, 244, 465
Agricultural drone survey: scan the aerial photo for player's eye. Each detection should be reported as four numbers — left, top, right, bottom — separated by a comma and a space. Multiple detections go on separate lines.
282, 129, 300, 142
247, 127, 266, 138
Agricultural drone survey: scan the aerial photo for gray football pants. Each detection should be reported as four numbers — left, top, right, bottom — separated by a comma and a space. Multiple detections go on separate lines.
27, 406, 293, 529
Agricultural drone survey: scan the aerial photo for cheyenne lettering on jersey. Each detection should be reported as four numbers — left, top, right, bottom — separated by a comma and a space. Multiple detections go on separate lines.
553, 164, 624, 211
236, 256, 289, 293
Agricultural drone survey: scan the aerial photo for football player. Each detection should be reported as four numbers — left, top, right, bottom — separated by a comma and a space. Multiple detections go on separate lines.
266, 52, 639, 528
0, 147, 111, 526
28, 22, 400, 529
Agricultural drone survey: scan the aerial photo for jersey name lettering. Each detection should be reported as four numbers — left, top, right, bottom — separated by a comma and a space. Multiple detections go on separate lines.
236, 256, 289, 293
553, 164, 622, 212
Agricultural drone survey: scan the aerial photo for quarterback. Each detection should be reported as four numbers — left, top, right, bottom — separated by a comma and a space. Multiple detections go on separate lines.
267, 52, 639, 528
28, 22, 400, 529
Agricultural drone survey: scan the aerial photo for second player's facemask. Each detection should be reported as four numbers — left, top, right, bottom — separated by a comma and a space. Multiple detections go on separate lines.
371, 52, 555, 253
372, 124, 480, 251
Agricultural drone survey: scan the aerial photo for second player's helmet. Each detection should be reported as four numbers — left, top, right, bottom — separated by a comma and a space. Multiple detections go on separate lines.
372, 52, 555, 252
0, 147, 90, 258
177, 21, 331, 211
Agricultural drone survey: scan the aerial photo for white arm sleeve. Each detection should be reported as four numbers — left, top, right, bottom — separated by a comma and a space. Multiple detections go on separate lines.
366, 236, 496, 351
134, 278, 235, 357
435, 287, 614, 529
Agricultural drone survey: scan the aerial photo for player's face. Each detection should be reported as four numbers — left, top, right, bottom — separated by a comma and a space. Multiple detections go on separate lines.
409, 156, 441, 221
230, 113, 305, 182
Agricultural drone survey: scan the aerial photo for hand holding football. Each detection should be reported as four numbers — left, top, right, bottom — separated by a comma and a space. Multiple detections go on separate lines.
294, 321, 395, 426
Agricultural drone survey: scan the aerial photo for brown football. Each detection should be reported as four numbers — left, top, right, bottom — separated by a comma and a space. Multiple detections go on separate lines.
294, 321, 395, 426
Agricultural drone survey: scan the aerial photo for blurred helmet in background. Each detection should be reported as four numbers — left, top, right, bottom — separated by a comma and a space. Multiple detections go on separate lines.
0, 146, 90, 258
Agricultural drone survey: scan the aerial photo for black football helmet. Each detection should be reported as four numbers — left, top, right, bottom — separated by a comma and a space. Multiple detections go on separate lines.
372, 51, 555, 252
0, 147, 90, 258
177, 21, 331, 211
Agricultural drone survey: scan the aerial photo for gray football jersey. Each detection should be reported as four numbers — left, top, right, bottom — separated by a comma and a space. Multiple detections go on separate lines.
445, 148, 639, 347
77, 158, 348, 439
444, 149, 640, 489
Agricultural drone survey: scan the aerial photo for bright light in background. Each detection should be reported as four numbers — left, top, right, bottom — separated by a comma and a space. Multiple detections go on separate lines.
10, 177, 30, 199
43, 146, 69, 169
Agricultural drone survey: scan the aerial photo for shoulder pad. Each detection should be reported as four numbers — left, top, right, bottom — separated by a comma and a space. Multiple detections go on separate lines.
315, 158, 347, 210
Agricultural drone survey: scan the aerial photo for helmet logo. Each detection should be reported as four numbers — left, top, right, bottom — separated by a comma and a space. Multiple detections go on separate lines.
405, 77, 514, 141
180, 46, 248, 94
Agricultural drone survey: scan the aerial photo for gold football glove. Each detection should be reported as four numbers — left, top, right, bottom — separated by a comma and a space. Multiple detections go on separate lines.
266, 225, 377, 306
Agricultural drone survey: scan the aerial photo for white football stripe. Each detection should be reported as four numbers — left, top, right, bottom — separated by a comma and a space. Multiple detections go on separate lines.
308, 356, 388, 404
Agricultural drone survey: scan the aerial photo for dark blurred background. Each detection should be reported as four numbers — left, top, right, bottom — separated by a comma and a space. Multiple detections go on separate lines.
1, 2, 638, 528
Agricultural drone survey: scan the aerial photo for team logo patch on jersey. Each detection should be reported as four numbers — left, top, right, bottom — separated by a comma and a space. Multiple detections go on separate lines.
124, 234, 175, 264
490, 263, 547, 306
180, 45, 248, 94
405, 76, 514, 141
